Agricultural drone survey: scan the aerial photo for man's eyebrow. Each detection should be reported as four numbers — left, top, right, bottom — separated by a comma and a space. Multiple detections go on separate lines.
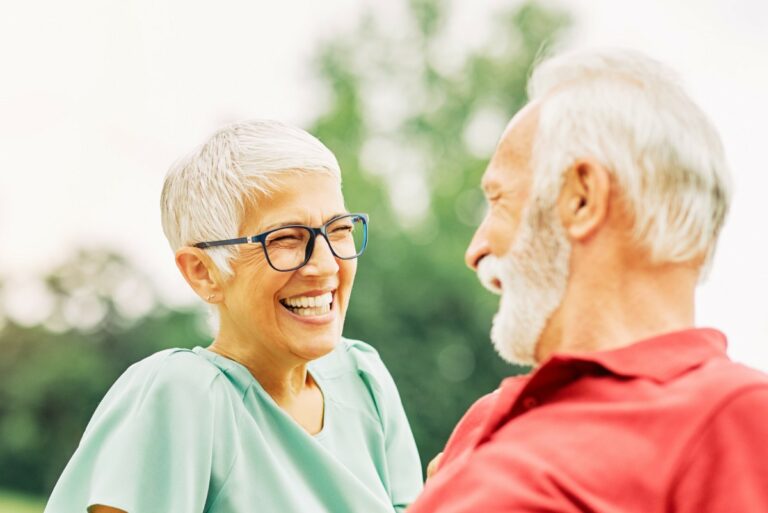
482, 178, 501, 196
259, 212, 350, 232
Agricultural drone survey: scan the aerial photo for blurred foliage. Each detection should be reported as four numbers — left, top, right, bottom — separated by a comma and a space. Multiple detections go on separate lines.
0, 489, 45, 513
0, 0, 567, 497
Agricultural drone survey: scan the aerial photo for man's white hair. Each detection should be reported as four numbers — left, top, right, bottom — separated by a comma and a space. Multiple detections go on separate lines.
527, 48, 731, 266
160, 119, 341, 277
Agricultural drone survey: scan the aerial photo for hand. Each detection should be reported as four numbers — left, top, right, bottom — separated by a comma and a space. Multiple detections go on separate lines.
88, 505, 127, 513
426, 452, 443, 480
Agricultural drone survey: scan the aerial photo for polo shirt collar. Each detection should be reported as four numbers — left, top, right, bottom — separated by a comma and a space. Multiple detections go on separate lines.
547, 328, 728, 383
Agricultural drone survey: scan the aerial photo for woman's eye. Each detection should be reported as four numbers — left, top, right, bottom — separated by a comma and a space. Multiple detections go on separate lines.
268, 235, 301, 245
332, 225, 353, 233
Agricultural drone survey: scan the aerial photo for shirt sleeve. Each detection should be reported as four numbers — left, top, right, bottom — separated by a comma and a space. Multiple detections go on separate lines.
437, 390, 499, 472
348, 340, 424, 513
669, 386, 768, 512
45, 350, 222, 513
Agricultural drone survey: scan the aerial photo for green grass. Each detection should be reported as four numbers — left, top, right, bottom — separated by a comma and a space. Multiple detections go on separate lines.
0, 489, 45, 513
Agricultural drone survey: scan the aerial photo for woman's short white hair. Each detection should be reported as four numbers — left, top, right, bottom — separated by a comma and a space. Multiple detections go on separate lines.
527, 48, 731, 267
160, 119, 341, 277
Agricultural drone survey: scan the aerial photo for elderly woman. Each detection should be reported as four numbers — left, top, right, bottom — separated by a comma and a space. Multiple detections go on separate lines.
45, 120, 423, 513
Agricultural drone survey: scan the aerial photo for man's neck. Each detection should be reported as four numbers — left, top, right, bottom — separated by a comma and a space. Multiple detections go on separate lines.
535, 262, 699, 362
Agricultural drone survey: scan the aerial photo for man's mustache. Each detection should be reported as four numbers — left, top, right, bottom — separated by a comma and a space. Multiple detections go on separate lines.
477, 256, 503, 295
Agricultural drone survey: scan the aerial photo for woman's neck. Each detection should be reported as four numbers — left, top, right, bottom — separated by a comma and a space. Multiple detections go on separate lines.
208, 337, 325, 435
208, 336, 311, 404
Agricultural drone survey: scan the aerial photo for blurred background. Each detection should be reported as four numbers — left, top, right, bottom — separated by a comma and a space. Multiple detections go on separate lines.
1, 0, 767, 510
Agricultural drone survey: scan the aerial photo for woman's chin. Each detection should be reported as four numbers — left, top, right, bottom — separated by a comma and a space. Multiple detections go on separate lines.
275, 300, 346, 360
292, 334, 339, 361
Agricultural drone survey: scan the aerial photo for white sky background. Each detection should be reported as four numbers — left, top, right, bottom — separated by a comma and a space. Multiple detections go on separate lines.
0, 0, 766, 369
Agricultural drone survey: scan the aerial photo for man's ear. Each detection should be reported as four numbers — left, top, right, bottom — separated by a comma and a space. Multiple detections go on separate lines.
558, 158, 612, 241
175, 247, 225, 303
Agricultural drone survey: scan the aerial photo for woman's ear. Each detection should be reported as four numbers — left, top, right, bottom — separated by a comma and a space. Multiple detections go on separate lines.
558, 158, 611, 241
175, 247, 224, 303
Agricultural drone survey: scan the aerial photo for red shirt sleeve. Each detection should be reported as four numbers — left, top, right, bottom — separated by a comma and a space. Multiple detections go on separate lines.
669, 386, 768, 512
436, 390, 500, 471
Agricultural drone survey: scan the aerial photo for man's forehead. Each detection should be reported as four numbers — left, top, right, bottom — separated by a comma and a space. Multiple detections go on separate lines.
499, 101, 540, 151
482, 101, 540, 192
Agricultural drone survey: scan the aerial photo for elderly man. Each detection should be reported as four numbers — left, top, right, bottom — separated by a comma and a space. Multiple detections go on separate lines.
409, 49, 768, 512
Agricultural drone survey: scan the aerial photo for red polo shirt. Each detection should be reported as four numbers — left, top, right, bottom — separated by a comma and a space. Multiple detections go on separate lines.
409, 329, 768, 512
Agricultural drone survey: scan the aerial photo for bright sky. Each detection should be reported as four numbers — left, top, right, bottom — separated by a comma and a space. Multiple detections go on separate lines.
1, 0, 766, 369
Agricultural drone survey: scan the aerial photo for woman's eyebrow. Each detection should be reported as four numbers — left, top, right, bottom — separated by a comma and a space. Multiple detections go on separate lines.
259, 212, 350, 232
260, 220, 303, 231
325, 211, 350, 222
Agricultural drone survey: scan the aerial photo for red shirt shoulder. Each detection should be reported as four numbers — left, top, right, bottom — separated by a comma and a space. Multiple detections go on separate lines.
669, 384, 768, 512
679, 357, 768, 406
438, 377, 528, 469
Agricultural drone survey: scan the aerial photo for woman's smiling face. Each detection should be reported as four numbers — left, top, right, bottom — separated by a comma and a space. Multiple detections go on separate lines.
218, 172, 357, 362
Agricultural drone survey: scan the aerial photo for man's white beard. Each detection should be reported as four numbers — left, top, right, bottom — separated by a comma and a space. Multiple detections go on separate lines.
477, 202, 571, 365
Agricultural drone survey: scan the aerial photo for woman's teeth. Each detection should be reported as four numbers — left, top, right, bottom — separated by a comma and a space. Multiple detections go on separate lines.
291, 305, 331, 316
281, 292, 333, 316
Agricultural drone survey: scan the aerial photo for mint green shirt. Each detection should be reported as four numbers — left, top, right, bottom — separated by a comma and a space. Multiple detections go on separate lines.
45, 338, 423, 513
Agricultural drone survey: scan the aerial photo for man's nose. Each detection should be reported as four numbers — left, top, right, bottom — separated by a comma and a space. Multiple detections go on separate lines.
465, 226, 491, 271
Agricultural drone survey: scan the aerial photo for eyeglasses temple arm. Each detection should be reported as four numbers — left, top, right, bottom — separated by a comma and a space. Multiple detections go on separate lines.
193, 236, 250, 249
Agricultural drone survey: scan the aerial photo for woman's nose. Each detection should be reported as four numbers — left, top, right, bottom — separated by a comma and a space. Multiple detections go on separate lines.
301, 236, 340, 276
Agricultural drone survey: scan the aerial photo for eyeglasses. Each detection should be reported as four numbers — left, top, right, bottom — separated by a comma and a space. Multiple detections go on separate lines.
193, 213, 369, 272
